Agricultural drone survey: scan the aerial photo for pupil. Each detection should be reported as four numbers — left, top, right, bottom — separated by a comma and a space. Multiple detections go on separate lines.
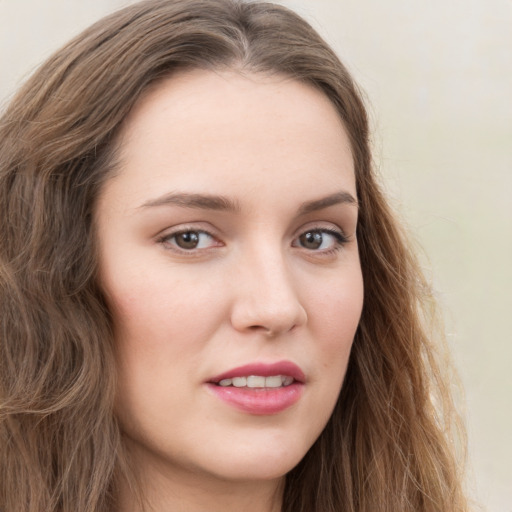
301, 231, 322, 249
176, 231, 199, 249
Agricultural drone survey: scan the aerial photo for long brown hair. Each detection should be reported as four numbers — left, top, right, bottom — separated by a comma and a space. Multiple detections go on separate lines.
0, 1, 467, 511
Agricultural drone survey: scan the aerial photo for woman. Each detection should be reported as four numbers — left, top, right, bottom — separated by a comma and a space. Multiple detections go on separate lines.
0, 1, 467, 511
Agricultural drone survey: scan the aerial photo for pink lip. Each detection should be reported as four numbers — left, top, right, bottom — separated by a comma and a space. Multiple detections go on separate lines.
206, 361, 305, 415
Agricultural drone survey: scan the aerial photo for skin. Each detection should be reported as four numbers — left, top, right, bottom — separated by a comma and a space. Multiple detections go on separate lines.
95, 69, 364, 512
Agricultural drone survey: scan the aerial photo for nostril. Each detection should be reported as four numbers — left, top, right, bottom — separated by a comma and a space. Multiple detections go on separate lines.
248, 325, 274, 334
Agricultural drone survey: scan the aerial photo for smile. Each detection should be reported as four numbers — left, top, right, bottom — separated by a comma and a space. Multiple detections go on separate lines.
206, 361, 305, 414
218, 375, 295, 388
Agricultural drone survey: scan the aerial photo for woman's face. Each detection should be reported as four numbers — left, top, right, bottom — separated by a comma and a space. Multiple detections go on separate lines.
96, 70, 363, 486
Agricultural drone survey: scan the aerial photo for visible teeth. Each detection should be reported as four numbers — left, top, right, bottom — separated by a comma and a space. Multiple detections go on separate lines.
246, 375, 265, 388
217, 375, 295, 388
282, 376, 294, 386
265, 375, 283, 388
232, 377, 247, 387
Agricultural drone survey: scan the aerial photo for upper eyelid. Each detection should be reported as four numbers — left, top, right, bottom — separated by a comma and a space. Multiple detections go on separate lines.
293, 227, 348, 246
158, 228, 216, 242
155, 221, 350, 245
156, 222, 218, 239
293, 221, 348, 238
157, 229, 221, 254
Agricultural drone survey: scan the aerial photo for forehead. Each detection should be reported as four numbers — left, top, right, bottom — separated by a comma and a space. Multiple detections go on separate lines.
104, 69, 355, 209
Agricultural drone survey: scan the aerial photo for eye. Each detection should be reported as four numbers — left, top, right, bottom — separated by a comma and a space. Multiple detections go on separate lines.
294, 228, 347, 251
160, 229, 217, 251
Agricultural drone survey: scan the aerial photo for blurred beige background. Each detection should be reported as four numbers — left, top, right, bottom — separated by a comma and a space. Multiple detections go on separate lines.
1, 1, 510, 510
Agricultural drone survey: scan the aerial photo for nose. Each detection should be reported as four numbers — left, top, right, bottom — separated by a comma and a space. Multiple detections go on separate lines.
229, 248, 307, 337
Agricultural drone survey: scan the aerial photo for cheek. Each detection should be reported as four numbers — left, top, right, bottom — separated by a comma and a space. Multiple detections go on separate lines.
309, 265, 364, 342
103, 266, 231, 417
106, 277, 211, 438
307, 265, 363, 388
104, 262, 224, 349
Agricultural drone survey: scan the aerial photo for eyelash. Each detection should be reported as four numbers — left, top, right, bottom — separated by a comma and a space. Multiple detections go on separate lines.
292, 228, 349, 255
157, 226, 349, 256
157, 229, 219, 253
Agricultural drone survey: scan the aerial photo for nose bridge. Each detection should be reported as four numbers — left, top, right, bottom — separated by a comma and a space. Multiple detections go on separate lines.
230, 238, 307, 335
247, 245, 294, 300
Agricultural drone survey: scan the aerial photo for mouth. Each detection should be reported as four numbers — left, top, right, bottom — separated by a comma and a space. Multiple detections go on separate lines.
208, 360, 306, 385
216, 375, 295, 388
206, 361, 305, 415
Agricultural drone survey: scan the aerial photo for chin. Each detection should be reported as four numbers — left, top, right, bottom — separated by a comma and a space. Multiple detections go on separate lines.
208, 458, 298, 483
200, 434, 312, 483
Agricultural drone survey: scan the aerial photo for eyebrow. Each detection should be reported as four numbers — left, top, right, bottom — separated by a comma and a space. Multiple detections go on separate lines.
139, 190, 357, 213
298, 191, 358, 214
139, 192, 241, 212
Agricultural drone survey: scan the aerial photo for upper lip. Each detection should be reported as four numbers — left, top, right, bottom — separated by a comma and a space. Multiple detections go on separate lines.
208, 360, 306, 384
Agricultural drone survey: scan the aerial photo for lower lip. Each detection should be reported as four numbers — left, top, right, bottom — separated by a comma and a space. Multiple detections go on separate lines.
206, 383, 304, 415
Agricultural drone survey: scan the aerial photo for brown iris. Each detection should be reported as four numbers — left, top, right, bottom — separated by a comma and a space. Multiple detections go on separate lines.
299, 231, 323, 249
175, 231, 200, 249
